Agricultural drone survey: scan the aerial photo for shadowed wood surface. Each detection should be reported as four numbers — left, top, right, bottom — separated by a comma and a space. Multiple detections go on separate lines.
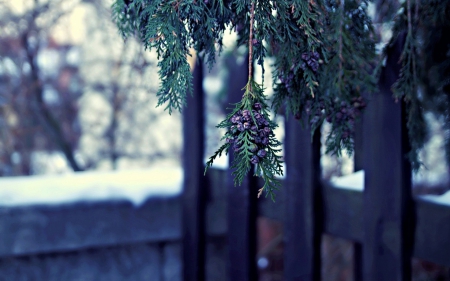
284, 117, 322, 281
182, 60, 206, 281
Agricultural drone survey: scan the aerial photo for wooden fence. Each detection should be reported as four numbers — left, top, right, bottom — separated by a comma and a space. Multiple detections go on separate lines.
0, 38, 448, 281
182, 38, 450, 281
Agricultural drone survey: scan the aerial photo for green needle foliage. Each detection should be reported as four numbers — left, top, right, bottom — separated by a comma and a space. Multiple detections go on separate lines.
112, 0, 450, 196
205, 80, 283, 200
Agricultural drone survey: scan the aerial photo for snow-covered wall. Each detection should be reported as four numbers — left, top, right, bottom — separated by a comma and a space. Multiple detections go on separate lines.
0, 168, 228, 281
331, 170, 450, 207
0, 168, 182, 207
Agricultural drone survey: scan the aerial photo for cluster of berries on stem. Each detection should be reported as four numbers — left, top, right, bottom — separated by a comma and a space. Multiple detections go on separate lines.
226, 102, 272, 165
301, 51, 320, 72
326, 96, 367, 137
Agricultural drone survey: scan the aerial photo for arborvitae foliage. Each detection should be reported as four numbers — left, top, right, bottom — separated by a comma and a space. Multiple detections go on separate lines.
390, 0, 450, 171
112, 0, 450, 197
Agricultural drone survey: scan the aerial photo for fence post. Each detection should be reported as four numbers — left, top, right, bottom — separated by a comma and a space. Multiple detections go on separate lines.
362, 33, 413, 281
225, 54, 258, 281
284, 117, 322, 281
182, 59, 206, 281
353, 107, 364, 281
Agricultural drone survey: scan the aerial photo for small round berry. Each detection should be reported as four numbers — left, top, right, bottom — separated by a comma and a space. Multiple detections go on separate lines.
249, 144, 258, 152
257, 149, 267, 158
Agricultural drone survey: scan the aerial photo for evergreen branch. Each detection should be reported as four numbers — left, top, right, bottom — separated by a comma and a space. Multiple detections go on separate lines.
110, 0, 450, 195
204, 142, 230, 174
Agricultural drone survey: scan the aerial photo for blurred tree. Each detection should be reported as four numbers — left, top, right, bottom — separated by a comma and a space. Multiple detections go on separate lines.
0, 0, 83, 175
0, 0, 181, 175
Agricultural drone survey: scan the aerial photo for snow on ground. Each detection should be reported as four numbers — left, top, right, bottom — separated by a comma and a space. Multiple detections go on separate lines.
420, 191, 450, 206
0, 168, 183, 207
331, 170, 450, 206
330, 170, 364, 191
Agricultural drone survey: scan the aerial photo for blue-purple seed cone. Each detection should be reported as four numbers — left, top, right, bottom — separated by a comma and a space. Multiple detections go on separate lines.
257, 149, 267, 158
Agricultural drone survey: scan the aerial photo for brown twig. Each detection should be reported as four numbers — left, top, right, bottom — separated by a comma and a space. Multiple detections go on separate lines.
248, 1, 255, 92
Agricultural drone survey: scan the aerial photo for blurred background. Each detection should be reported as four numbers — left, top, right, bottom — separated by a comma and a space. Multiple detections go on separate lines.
0, 0, 182, 176
0, 0, 449, 280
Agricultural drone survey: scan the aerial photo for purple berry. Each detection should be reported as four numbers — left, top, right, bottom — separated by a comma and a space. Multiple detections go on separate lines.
251, 155, 259, 164
253, 103, 262, 110
262, 138, 269, 145
257, 149, 267, 158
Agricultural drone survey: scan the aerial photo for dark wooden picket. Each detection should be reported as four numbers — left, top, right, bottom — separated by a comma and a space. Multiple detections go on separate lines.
353, 118, 364, 281
362, 35, 413, 281
284, 116, 322, 281
182, 60, 206, 281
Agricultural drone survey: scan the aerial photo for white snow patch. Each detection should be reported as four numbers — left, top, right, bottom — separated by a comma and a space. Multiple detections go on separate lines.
331, 170, 364, 191
419, 190, 450, 206
0, 168, 183, 207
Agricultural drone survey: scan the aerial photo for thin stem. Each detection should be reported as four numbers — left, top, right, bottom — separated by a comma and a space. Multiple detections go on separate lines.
338, 0, 344, 95
407, 0, 417, 84
248, 1, 255, 92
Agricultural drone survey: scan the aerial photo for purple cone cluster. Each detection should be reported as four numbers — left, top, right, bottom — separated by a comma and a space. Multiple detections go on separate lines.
298, 96, 367, 138
279, 70, 295, 92
301, 51, 320, 72
325, 97, 367, 138
226, 103, 272, 165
